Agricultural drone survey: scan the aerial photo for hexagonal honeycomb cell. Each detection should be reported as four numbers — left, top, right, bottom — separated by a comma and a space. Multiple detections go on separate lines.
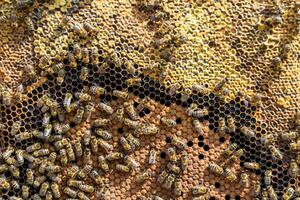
0, 0, 299, 200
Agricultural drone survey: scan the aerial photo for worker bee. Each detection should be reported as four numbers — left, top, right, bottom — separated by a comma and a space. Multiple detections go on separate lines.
157, 170, 168, 184
179, 151, 189, 171
79, 67, 89, 81
32, 194, 42, 200
264, 169, 272, 186
148, 149, 157, 165
244, 162, 260, 170
189, 108, 209, 118
238, 172, 249, 188
208, 162, 224, 176
106, 152, 123, 161
2, 146, 14, 160
193, 119, 203, 134
89, 85, 106, 96
95, 129, 112, 140
173, 178, 182, 196
116, 164, 130, 173
261, 134, 275, 145
191, 184, 207, 195
2, 91, 12, 106
63, 93, 73, 110
73, 23, 87, 37
123, 102, 138, 120
269, 145, 283, 160
240, 126, 255, 137
59, 149, 68, 166
98, 155, 109, 172
223, 143, 238, 158
9, 165, 20, 178
91, 46, 99, 65
16, 131, 33, 141
124, 155, 140, 170
48, 152, 57, 164
83, 22, 97, 34
78, 164, 93, 179
226, 116, 236, 133
136, 169, 152, 183
11, 121, 21, 135
43, 124, 52, 139
289, 160, 298, 178
99, 102, 114, 115
39, 182, 49, 197
24, 16, 34, 32
224, 168, 237, 182
54, 138, 68, 150
64, 187, 78, 198
167, 147, 178, 163
66, 144, 75, 161
33, 148, 50, 157
42, 112, 52, 127
191, 84, 209, 95
67, 165, 80, 178
251, 180, 261, 197
72, 106, 84, 124
93, 118, 110, 127
0, 177, 10, 190
78, 184, 94, 193
282, 187, 294, 200
23, 152, 35, 163
214, 77, 228, 92
127, 78, 142, 86
81, 48, 89, 64
167, 162, 181, 174
281, 131, 297, 141
48, 62, 64, 74
289, 141, 300, 151
83, 130, 91, 146
261, 188, 268, 200
15, 149, 24, 166
114, 107, 124, 122
160, 117, 176, 127
143, 123, 160, 135
170, 135, 185, 149
124, 118, 140, 129
75, 92, 92, 102
119, 137, 132, 151
0, 164, 8, 173
98, 138, 113, 152
26, 169, 34, 185
83, 148, 92, 165
10, 179, 20, 190
126, 133, 140, 150
33, 175, 47, 188
217, 118, 226, 134
78, 192, 90, 200
90, 136, 99, 153
267, 186, 278, 200
39, 54, 52, 69
112, 90, 128, 100
88, 169, 103, 185
45, 191, 53, 200
163, 174, 175, 190
83, 102, 94, 121
68, 52, 77, 68
73, 43, 82, 59
21, 185, 30, 198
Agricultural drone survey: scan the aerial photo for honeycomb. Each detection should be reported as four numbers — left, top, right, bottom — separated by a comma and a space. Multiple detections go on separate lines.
0, 0, 299, 200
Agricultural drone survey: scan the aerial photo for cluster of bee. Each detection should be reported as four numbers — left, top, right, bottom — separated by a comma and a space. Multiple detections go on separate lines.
156, 135, 188, 197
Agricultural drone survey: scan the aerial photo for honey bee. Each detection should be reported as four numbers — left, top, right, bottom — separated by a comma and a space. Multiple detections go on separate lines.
126, 133, 140, 150
98, 138, 113, 152
264, 169, 272, 186
239, 172, 249, 188
208, 162, 224, 176
95, 129, 112, 141
83, 148, 92, 165
191, 184, 207, 195
193, 119, 203, 134
267, 186, 278, 200
21, 185, 30, 198
63, 93, 73, 110
214, 77, 228, 92
163, 174, 175, 190
289, 160, 298, 178
11, 121, 21, 134
0, 177, 10, 190
33, 175, 47, 188
24, 16, 34, 32
244, 162, 260, 170
98, 155, 109, 172
79, 67, 89, 81
83, 22, 97, 34
45, 191, 53, 200
54, 138, 68, 150
89, 85, 106, 96
2, 91, 12, 106
179, 151, 189, 171
78, 164, 93, 179
93, 118, 110, 127
33, 148, 50, 157
59, 149, 68, 166
148, 149, 157, 165
83, 102, 94, 121
157, 170, 168, 184
191, 84, 209, 95
251, 93, 265, 105
160, 117, 176, 127
124, 155, 140, 170
136, 169, 152, 183
91, 47, 99, 65
26, 169, 34, 185
89, 169, 103, 185
171, 135, 186, 149
78, 192, 90, 200
9, 165, 20, 178
99, 102, 114, 115
261, 188, 268, 200
269, 145, 283, 160
240, 126, 255, 138
217, 118, 226, 134
106, 152, 123, 161
66, 144, 75, 161
73, 43, 82, 59
167, 162, 181, 174
2, 146, 15, 160
251, 180, 261, 197
124, 118, 140, 129
32, 194, 42, 200
127, 78, 142, 86
16, 131, 33, 141
112, 90, 128, 100
47, 173, 62, 184
114, 107, 124, 122
79, 184, 94, 193
15, 149, 24, 165
224, 168, 237, 182
261, 134, 275, 145
223, 143, 238, 158
143, 123, 160, 135
72, 106, 84, 124
82, 130, 91, 146
10, 180, 20, 190
68, 52, 77, 68
39, 182, 49, 197
67, 165, 80, 178
82, 48, 89, 64
167, 147, 178, 163
64, 187, 78, 198
0, 164, 8, 173
73, 23, 87, 37
226, 116, 236, 133
24, 152, 35, 163
282, 187, 294, 200
123, 102, 138, 120
90, 136, 99, 153
188, 108, 209, 118
116, 164, 130, 173
39, 54, 52, 69
281, 131, 298, 141
289, 141, 300, 151
173, 178, 182, 196
119, 137, 132, 151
